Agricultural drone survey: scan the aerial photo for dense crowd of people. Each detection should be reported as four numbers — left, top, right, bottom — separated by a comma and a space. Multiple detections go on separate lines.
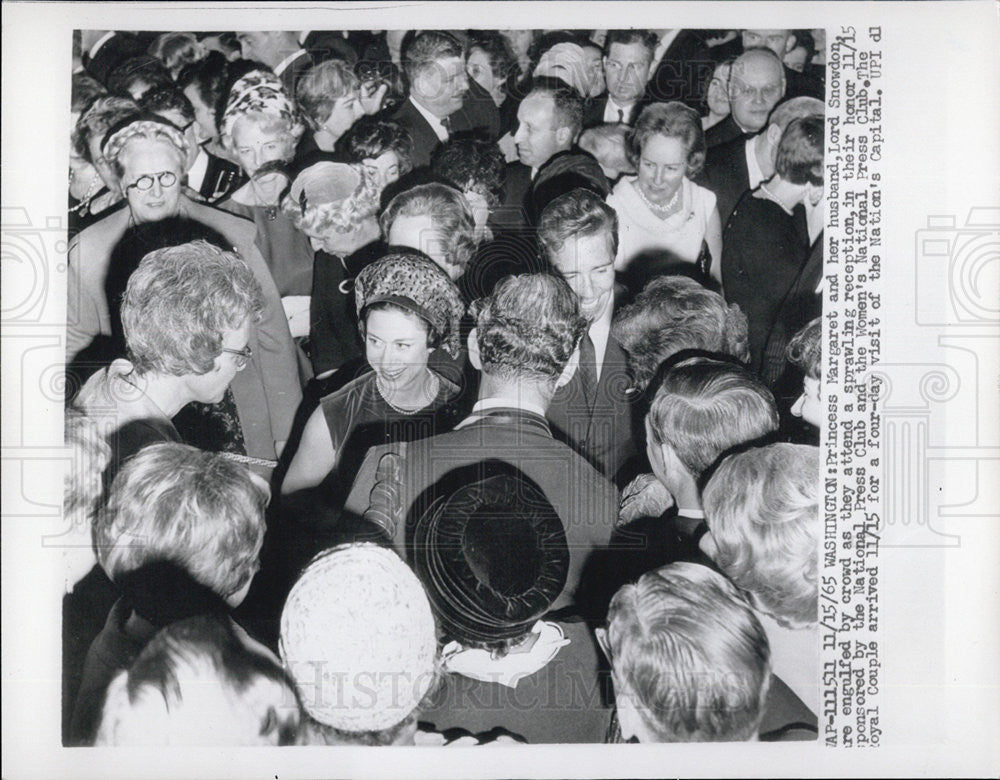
64, 27, 826, 746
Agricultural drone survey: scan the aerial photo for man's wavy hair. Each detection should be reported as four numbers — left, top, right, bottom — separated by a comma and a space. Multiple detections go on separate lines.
613, 276, 749, 392
786, 317, 821, 380
121, 240, 264, 377
471, 273, 587, 385
646, 357, 779, 481
96, 615, 299, 746
703, 443, 819, 628
606, 561, 771, 742
537, 187, 619, 263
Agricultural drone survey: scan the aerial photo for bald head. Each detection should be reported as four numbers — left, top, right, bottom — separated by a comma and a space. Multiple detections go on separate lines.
728, 49, 786, 133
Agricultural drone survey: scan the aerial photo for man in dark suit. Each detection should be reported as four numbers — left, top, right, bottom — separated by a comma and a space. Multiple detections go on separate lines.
344, 273, 619, 617
80, 30, 147, 86
500, 78, 607, 229
644, 29, 719, 112
705, 47, 786, 149
539, 189, 638, 487
699, 95, 824, 225
235, 30, 313, 100
583, 29, 658, 129
392, 31, 500, 169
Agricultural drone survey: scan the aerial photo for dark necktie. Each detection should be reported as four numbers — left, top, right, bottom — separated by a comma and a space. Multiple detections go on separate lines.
440, 115, 452, 136
578, 331, 598, 412
617, 108, 625, 124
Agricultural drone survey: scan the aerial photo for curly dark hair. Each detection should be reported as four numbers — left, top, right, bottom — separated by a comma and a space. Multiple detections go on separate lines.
340, 116, 413, 174
431, 136, 506, 208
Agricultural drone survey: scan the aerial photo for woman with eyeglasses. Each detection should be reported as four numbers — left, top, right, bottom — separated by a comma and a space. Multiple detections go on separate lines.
74, 240, 265, 482
66, 116, 303, 466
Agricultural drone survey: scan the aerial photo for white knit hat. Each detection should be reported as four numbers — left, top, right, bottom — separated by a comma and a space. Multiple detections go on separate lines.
279, 543, 438, 732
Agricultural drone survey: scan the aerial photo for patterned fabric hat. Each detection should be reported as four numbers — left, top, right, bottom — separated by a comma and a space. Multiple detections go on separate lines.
354, 252, 466, 359
221, 69, 297, 138
279, 543, 438, 732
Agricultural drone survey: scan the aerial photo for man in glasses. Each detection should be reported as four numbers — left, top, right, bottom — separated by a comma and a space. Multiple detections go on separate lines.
705, 48, 786, 149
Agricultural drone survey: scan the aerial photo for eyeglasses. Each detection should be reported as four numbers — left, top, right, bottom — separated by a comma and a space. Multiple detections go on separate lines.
221, 344, 253, 369
730, 83, 783, 101
125, 170, 178, 192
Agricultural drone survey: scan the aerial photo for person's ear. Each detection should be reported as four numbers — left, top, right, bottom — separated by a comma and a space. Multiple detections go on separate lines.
467, 327, 482, 370
766, 121, 783, 148
785, 34, 797, 54
699, 529, 719, 561
555, 125, 573, 148
555, 345, 580, 389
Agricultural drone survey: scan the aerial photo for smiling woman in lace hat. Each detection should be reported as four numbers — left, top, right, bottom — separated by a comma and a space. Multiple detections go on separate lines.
281, 251, 468, 496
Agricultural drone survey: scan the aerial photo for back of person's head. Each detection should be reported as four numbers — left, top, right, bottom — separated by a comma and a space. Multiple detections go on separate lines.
702, 443, 820, 628
94, 442, 269, 603
403, 30, 465, 85
768, 96, 824, 134
379, 182, 478, 279
526, 76, 584, 140
106, 55, 173, 101
537, 187, 619, 261
95, 615, 300, 746
72, 95, 141, 163
472, 273, 587, 385
431, 136, 506, 209
71, 72, 107, 116
412, 464, 569, 655
578, 123, 635, 179
613, 276, 750, 391
139, 85, 196, 126
646, 357, 779, 481
120, 240, 264, 378
775, 115, 824, 186
604, 562, 771, 742
280, 543, 438, 745
786, 316, 821, 380
148, 32, 207, 78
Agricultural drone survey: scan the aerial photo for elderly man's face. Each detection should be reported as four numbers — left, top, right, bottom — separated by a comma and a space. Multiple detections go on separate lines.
119, 139, 184, 224
603, 41, 652, 104
728, 53, 785, 133
742, 29, 795, 58
236, 31, 279, 66
413, 56, 469, 118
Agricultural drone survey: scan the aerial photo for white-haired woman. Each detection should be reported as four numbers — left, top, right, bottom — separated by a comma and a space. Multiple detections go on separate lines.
66, 116, 302, 462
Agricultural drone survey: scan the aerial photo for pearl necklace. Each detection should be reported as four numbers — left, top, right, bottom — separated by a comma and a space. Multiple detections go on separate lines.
375, 370, 439, 415
635, 180, 682, 216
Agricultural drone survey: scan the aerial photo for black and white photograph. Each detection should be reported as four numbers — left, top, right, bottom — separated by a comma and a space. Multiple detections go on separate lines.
2, 2, 998, 778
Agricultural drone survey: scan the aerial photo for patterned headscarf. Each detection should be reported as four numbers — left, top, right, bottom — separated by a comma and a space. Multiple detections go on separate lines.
354, 252, 466, 359
221, 69, 298, 139
279, 543, 438, 732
